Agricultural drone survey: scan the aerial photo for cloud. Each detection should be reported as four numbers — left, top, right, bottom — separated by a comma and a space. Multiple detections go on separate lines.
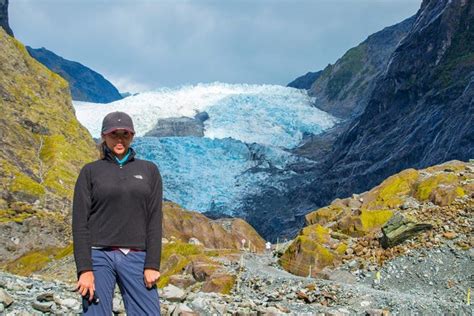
9, 0, 421, 89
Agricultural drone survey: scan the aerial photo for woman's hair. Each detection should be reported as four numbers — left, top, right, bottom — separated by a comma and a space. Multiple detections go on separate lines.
98, 139, 107, 159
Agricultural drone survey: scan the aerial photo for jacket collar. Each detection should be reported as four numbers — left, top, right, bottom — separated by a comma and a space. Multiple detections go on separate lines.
102, 144, 136, 166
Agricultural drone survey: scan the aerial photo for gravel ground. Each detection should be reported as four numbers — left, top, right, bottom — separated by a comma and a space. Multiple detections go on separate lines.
0, 246, 472, 315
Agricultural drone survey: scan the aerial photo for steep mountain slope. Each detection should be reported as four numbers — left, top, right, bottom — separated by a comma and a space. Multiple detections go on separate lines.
293, 16, 414, 119
287, 71, 322, 90
0, 27, 97, 263
242, 0, 473, 241
0, 0, 12, 36
320, 0, 474, 202
27, 47, 123, 104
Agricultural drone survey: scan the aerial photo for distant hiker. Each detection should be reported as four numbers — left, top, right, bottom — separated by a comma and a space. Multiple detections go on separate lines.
241, 238, 246, 250
265, 241, 271, 253
72, 111, 163, 315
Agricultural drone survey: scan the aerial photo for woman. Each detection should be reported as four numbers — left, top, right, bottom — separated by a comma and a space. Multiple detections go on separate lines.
72, 111, 163, 315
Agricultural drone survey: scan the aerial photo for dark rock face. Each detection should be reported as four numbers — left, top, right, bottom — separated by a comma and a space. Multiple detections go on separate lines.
287, 71, 322, 90
0, 0, 13, 36
322, 0, 474, 201
308, 16, 415, 119
26, 47, 123, 103
145, 116, 205, 137
241, 0, 474, 241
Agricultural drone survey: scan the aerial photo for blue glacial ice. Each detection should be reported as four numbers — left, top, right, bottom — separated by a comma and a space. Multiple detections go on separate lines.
73, 82, 336, 216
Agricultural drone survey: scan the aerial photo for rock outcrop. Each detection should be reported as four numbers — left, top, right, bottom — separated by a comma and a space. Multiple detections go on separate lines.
163, 201, 266, 251
145, 112, 208, 137
26, 47, 123, 103
280, 160, 473, 276
290, 15, 414, 119
0, 0, 13, 37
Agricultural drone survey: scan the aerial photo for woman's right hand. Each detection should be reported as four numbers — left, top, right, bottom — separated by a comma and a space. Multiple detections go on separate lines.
76, 271, 95, 301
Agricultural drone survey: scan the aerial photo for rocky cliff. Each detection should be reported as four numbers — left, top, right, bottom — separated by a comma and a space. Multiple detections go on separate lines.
26, 47, 123, 104
0, 0, 13, 37
242, 0, 473, 241
319, 0, 474, 203
0, 27, 97, 263
293, 16, 414, 119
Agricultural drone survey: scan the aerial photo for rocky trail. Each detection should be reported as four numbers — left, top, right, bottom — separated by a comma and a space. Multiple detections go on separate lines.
0, 244, 472, 315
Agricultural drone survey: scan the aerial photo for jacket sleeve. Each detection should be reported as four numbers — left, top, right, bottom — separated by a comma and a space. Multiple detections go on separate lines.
72, 165, 93, 277
144, 163, 163, 271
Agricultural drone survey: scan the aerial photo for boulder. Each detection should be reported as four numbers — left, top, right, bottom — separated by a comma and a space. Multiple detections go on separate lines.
0, 288, 13, 307
161, 284, 187, 302
168, 274, 197, 289
380, 213, 432, 248
201, 272, 236, 294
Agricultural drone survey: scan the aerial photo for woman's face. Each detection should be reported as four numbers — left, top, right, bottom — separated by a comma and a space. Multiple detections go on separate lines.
102, 129, 134, 157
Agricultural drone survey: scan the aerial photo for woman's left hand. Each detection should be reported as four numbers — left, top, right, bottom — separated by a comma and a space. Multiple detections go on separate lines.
144, 268, 161, 288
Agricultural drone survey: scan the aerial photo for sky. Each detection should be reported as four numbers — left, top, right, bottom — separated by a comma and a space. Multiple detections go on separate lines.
10, 0, 421, 93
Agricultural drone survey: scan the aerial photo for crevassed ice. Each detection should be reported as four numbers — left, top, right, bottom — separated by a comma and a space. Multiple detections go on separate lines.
74, 82, 337, 149
134, 136, 315, 215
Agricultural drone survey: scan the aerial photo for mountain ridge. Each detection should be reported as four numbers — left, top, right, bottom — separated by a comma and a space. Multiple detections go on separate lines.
242, 0, 473, 241
26, 46, 123, 104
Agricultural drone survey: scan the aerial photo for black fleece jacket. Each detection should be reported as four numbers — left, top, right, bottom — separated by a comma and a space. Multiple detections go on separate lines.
72, 146, 163, 276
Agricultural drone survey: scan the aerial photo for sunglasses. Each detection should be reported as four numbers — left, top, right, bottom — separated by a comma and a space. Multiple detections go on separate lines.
107, 130, 133, 139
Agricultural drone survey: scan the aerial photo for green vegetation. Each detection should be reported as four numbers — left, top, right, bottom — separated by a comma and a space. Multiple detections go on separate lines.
363, 169, 419, 210
326, 43, 367, 100
157, 240, 216, 288
415, 173, 459, 201
4, 243, 72, 276
360, 209, 394, 231
9, 174, 45, 198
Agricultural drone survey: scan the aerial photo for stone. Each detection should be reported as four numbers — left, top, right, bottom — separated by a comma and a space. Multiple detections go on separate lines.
190, 262, 220, 282
60, 298, 79, 309
201, 272, 236, 294
188, 237, 202, 245
172, 303, 196, 316
365, 309, 391, 316
443, 232, 457, 239
32, 300, 55, 313
0, 289, 13, 307
380, 213, 433, 248
0, 303, 3, 313
37, 291, 55, 302
260, 306, 284, 315
169, 274, 197, 289
161, 284, 187, 302
113, 297, 125, 313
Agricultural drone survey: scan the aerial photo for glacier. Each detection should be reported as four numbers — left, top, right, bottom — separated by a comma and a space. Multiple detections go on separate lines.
134, 136, 316, 215
73, 82, 336, 216
74, 82, 337, 148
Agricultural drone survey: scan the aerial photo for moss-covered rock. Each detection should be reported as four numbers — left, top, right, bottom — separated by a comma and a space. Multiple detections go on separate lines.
279, 235, 339, 277
305, 205, 344, 226
163, 201, 266, 252
280, 160, 473, 276
0, 27, 96, 210
201, 272, 236, 295
3, 243, 73, 276
0, 27, 97, 264
362, 169, 419, 210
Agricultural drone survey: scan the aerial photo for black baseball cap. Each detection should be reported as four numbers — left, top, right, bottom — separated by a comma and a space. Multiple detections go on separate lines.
101, 111, 135, 135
